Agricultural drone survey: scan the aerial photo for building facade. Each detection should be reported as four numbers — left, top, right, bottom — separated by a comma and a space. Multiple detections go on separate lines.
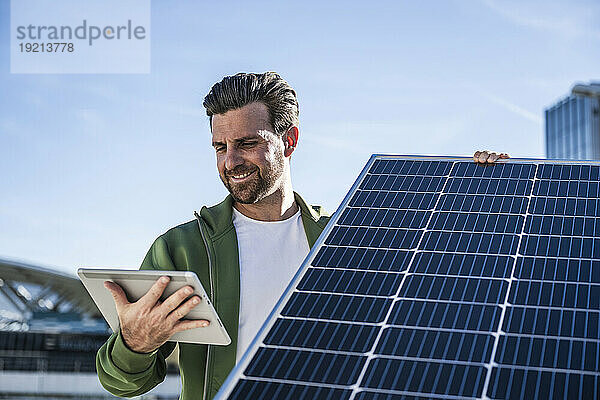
545, 82, 600, 160
0, 258, 180, 399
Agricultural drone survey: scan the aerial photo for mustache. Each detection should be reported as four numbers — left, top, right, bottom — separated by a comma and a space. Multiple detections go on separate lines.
225, 166, 257, 177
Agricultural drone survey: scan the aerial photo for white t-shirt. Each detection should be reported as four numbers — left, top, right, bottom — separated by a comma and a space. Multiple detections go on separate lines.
232, 207, 310, 363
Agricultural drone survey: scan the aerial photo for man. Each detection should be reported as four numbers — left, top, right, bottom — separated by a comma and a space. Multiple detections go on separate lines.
97, 72, 330, 400
96, 71, 508, 399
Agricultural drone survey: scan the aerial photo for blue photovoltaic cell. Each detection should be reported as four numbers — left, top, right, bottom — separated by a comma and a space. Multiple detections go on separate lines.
388, 300, 503, 332
216, 157, 600, 400
537, 164, 600, 180
529, 197, 600, 217
361, 358, 487, 397
438, 193, 529, 214
411, 252, 513, 278
338, 208, 430, 229
281, 292, 392, 323
311, 246, 413, 272
355, 393, 439, 400
445, 177, 533, 196
263, 319, 380, 353
429, 211, 524, 234
349, 190, 439, 210
420, 231, 520, 254
243, 348, 367, 385
228, 380, 352, 400
533, 179, 600, 197
514, 257, 600, 283
297, 268, 404, 296
524, 215, 600, 236
375, 327, 495, 363
452, 162, 535, 179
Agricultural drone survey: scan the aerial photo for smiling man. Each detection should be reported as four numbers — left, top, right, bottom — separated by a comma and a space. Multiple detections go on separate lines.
96, 72, 330, 400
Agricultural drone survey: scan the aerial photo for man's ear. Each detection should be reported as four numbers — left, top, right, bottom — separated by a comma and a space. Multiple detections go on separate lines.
283, 126, 299, 157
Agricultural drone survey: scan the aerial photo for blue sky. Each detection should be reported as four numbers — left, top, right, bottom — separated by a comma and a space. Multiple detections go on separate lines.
1, 0, 599, 275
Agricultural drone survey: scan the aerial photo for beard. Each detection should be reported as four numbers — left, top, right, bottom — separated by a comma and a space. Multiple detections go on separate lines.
221, 153, 285, 204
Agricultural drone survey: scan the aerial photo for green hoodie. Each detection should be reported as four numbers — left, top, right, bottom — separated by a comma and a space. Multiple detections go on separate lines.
96, 192, 330, 399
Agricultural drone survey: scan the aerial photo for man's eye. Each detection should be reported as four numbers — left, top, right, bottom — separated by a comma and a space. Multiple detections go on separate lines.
241, 141, 257, 148
215, 146, 225, 153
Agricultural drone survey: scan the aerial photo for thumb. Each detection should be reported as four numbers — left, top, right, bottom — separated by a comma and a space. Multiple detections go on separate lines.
104, 281, 129, 310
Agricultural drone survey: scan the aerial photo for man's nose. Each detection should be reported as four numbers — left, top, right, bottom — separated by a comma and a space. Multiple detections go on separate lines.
225, 147, 243, 171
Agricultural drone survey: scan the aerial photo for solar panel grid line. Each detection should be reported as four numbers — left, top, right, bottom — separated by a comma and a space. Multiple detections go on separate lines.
346, 161, 457, 399
480, 163, 538, 400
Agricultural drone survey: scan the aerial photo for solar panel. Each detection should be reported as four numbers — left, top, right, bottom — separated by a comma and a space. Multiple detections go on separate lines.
215, 155, 600, 400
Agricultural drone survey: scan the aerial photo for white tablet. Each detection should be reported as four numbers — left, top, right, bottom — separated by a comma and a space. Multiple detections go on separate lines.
77, 268, 231, 346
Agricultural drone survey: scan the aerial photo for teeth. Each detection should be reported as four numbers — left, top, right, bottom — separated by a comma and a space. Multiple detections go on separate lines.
232, 171, 252, 179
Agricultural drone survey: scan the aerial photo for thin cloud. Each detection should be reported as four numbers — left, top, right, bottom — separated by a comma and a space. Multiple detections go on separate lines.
482, 0, 600, 41
478, 91, 543, 125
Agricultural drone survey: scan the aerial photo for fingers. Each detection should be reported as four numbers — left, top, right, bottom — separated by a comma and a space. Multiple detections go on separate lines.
478, 151, 489, 163
173, 318, 210, 333
138, 276, 170, 308
167, 294, 201, 322
473, 150, 510, 164
104, 281, 129, 310
160, 285, 194, 315
488, 152, 500, 163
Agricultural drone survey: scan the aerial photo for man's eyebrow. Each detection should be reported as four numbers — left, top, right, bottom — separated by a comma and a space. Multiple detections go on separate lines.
235, 136, 260, 144
212, 135, 261, 147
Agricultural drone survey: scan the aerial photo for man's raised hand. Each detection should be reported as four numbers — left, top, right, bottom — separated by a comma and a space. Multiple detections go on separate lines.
473, 150, 510, 164
104, 276, 210, 353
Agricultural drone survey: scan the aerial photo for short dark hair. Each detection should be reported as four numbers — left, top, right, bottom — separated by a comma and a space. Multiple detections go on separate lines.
203, 72, 299, 135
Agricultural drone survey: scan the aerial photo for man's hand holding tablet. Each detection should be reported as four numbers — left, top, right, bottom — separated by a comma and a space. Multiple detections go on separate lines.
78, 269, 230, 349
104, 276, 211, 353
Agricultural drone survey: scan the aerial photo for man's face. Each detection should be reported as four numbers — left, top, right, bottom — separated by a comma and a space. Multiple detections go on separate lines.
212, 102, 287, 204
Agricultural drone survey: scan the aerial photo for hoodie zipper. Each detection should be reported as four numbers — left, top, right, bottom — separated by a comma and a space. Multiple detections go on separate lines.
194, 211, 214, 400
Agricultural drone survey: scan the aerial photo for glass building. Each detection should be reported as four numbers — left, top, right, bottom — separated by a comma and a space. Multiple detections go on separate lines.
545, 82, 600, 160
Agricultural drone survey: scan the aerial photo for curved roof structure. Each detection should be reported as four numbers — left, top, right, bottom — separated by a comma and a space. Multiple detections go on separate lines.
0, 257, 104, 332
